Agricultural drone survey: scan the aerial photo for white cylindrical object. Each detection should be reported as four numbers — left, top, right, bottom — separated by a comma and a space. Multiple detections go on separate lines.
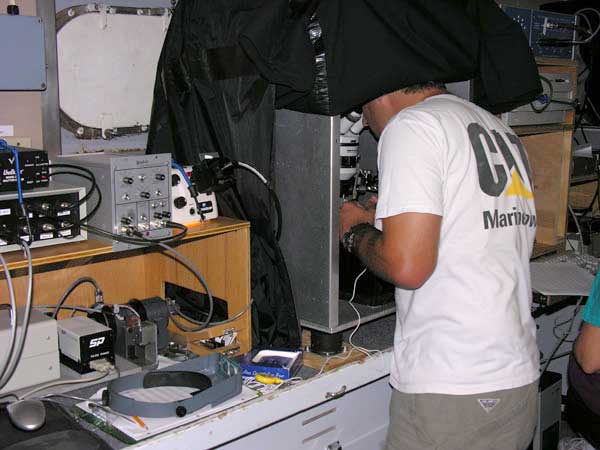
349, 119, 365, 135
340, 111, 362, 135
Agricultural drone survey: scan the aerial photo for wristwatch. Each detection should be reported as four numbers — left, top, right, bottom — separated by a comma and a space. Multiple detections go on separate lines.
342, 222, 371, 254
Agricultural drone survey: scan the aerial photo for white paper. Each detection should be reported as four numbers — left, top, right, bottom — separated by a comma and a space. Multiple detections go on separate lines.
77, 385, 258, 442
530, 261, 595, 296
0, 125, 14, 137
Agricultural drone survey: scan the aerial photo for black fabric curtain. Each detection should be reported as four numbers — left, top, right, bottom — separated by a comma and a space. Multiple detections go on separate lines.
240, 0, 541, 115
147, 0, 302, 349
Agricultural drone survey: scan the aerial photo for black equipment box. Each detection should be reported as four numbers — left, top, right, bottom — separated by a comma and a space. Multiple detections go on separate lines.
0, 147, 49, 192
0, 184, 87, 253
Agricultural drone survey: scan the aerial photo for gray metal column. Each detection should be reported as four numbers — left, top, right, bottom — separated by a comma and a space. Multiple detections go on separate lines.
37, 0, 61, 157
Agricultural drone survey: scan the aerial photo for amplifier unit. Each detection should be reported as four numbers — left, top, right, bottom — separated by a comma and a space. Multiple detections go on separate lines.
54, 153, 172, 251
502, 6, 577, 60
0, 147, 49, 192
0, 183, 87, 253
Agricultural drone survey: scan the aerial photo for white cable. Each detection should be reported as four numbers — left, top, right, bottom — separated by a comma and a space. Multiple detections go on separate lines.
0, 241, 33, 391
0, 253, 18, 383
236, 162, 268, 185
20, 370, 111, 400
569, 204, 584, 255
347, 268, 373, 355
317, 268, 383, 375
112, 304, 141, 319
575, 8, 600, 44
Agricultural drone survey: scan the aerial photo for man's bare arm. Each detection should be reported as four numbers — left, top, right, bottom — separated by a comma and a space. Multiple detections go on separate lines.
351, 213, 441, 289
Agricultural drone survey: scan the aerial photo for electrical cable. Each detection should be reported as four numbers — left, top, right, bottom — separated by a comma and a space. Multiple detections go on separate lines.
347, 269, 383, 358
47, 171, 96, 209
575, 8, 600, 44
171, 298, 254, 327
47, 165, 102, 223
80, 221, 187, 246
0, 253, 18, 384
538, 9, 600, 46
0, 139, 32, 242
35, 305, 102, 315
52, 277, 103, 319
155, 241, 214, 332
18, 369, 111, 400
569, 204, 585, 254
0, 241, 33, 392
542, 296, 586, 375
317, 268, 383, 376
225, 160, 283, 241
531, 75, 554, 114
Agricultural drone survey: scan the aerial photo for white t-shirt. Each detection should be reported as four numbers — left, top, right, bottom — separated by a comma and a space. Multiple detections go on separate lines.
375, 94, 539, 395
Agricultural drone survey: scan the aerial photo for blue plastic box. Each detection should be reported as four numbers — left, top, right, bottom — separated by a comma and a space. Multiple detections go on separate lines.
237, 349, 303, 380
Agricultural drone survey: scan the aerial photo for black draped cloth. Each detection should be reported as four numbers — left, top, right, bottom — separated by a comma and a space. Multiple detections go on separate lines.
147, 0, 302, 348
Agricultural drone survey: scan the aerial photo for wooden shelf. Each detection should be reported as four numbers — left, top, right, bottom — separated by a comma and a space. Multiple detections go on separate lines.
535, 57, 577, 68
532, 242, 562, 259
0, 217, 249, 271
513, 123, 573, 137
0, 216, 253, 356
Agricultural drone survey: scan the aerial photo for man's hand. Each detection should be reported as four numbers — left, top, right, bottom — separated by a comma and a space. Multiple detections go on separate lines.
339, 196, 378, 241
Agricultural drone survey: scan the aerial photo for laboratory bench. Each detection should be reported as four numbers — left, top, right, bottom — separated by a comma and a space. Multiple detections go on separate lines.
0, 319, 394, 450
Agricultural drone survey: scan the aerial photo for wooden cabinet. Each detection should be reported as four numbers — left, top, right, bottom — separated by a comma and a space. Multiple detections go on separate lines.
513, 61, 577, 257
0, 217, 252, 357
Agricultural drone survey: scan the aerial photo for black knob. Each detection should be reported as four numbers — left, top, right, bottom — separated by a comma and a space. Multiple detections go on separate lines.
122, 177, 134, 185
175, 406, 187, 417
174, 196, 187, 209
101, 389, 110, 406
155, 173, 166, 181
140, 192, 151, 199
171, 173, 180, 187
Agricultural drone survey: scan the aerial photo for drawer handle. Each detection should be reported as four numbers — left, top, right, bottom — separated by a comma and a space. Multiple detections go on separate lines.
325, 385, 347, 400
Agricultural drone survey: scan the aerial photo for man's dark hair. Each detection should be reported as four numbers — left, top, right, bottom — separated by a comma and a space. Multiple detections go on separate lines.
400, 81, 447, 94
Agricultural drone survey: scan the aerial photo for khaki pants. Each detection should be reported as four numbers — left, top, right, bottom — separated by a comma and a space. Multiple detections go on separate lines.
385, 382, 539, 450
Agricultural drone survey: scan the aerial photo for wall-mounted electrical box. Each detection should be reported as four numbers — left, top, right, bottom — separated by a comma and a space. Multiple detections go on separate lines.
0, 14, 46, 91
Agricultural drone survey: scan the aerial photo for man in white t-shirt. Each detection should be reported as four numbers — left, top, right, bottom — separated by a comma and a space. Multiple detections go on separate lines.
339, 82, 540, 450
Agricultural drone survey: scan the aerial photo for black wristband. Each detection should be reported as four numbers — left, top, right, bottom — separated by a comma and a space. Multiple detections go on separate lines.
342, 222, 373, 254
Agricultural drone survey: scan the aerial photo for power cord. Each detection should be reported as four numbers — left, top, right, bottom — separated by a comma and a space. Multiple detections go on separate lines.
531, 75, 554, 114
317, 268, 384, 376
0, 254, 19, 386
0, 241, 33, 392
52, 277, 104, 319
0, 139, 32, 243
223, 160, 283, 241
